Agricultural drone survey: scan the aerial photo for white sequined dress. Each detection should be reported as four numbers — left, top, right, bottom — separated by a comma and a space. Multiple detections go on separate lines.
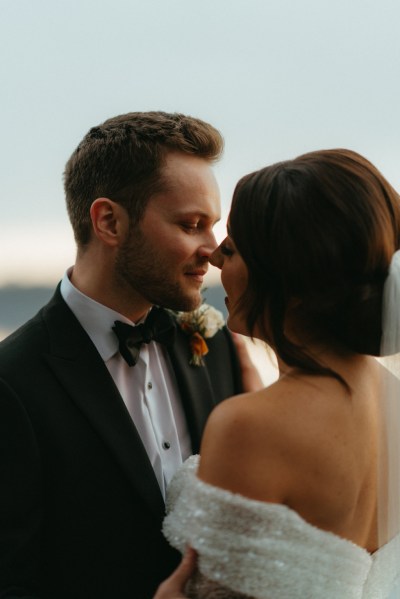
163, 456, 400, 599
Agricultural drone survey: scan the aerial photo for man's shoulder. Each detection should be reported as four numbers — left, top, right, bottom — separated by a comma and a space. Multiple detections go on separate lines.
0, 309, 47, 368
0, 286, 65, 365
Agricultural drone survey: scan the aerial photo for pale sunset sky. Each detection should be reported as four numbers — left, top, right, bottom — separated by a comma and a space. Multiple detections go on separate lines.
1, 0, 400, 287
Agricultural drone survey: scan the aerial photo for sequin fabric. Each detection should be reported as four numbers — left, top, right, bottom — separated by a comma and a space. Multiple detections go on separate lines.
163, 456, 400, 599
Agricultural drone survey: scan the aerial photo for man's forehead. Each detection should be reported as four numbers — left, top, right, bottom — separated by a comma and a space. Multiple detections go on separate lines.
161, 152, 216, 179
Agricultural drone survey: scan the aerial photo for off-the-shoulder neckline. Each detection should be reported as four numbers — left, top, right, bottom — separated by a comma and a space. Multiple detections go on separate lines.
183, 454, 397, 561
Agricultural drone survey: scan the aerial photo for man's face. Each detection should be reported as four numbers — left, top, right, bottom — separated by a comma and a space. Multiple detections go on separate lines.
115, 152, 221, 312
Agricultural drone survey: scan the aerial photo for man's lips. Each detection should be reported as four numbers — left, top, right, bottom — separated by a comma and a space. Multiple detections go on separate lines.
185, 269, 207, 282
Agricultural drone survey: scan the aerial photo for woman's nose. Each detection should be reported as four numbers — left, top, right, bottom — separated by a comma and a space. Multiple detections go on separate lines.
210, 245, 223, 269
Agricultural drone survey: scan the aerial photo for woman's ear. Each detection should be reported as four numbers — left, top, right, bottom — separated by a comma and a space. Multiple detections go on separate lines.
90, 198, 128, 247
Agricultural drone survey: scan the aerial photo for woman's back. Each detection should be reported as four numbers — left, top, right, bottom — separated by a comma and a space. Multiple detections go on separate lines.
198, 352, 382, 552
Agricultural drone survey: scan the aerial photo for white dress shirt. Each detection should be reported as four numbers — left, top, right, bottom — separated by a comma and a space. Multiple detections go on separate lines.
60, 269, 192, 498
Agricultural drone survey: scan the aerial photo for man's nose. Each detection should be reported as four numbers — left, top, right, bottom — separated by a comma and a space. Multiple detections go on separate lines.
198, 231, 218, 260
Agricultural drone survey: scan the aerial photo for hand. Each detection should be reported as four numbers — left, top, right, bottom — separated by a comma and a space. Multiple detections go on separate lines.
231, 332, 264, 392
153, 548, 197, 599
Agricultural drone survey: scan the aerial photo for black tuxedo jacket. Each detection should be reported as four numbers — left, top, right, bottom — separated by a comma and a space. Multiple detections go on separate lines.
0, 287, 242, 599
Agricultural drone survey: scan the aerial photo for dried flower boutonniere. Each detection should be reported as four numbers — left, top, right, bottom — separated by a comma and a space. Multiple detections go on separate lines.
176, 303, 225, 366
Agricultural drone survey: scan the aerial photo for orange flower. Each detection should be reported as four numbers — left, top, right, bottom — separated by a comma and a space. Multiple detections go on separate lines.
189, 332, 209, 366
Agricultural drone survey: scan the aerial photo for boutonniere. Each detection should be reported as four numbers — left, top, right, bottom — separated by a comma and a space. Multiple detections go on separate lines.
175, 303, 225, 366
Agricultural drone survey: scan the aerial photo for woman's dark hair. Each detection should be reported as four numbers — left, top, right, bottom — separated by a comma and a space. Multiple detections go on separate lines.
230, 149, 400, 383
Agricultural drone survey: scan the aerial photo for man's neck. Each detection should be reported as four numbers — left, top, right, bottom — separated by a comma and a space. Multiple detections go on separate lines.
70, 262, 151, 324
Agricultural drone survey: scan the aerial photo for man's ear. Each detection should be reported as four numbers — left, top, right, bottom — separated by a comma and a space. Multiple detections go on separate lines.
90, 198, 128, 247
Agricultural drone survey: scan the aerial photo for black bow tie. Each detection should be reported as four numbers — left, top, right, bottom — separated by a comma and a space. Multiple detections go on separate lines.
112, 307, 176, 366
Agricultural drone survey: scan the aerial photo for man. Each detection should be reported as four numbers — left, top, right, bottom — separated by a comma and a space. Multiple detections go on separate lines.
0, 112, 243, 599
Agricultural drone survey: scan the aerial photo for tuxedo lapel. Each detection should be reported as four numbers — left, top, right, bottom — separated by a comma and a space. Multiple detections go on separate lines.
42, 290, 165, 518
166, 327, 216, 453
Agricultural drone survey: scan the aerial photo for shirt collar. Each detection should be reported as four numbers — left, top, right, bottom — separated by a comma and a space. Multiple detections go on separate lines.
60, 268, 138, 362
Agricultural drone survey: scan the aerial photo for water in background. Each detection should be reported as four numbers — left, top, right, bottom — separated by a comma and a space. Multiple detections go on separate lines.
0, 285, 54, 339
0, 284, 278, 385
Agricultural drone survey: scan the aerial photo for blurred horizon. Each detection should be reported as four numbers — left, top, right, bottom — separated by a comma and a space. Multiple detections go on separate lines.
0, 281, 279, 384
0, 271, 225, 337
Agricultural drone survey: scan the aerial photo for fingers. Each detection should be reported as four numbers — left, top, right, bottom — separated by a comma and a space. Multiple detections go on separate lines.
153, 548, 197, 599
169, 548, 197, 588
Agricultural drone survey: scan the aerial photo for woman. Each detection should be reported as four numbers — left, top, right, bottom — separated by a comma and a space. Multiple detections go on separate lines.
155, 149, 400, 598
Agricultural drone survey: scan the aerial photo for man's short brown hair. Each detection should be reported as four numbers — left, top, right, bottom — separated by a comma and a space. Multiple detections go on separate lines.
64, 111, 224, 246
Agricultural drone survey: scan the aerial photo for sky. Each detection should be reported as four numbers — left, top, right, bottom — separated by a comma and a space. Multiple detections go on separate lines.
1, 0, 400, 286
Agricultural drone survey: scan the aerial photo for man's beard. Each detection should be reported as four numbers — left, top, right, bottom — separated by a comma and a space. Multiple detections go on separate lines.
114, 226, 202, 312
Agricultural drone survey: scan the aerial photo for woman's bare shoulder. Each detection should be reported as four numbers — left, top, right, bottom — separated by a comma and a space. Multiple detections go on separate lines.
198, 376, 335, 501
197, 358, 381, 544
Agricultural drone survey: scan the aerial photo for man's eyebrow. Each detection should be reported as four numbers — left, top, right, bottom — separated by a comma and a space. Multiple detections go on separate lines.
173, 210, 221, 223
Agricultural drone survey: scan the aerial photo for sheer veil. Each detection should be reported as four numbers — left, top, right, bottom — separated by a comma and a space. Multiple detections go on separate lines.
377, 250, 400, 597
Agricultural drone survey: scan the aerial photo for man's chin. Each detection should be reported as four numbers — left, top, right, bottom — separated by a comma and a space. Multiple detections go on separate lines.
169, 290, 202, 312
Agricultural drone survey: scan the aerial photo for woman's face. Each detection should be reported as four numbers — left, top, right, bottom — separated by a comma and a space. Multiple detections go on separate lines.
210, 232, 249, 335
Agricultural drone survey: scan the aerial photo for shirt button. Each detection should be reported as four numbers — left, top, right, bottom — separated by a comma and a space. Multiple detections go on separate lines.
147, 381, 153, 390
162, 441, 171, 450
